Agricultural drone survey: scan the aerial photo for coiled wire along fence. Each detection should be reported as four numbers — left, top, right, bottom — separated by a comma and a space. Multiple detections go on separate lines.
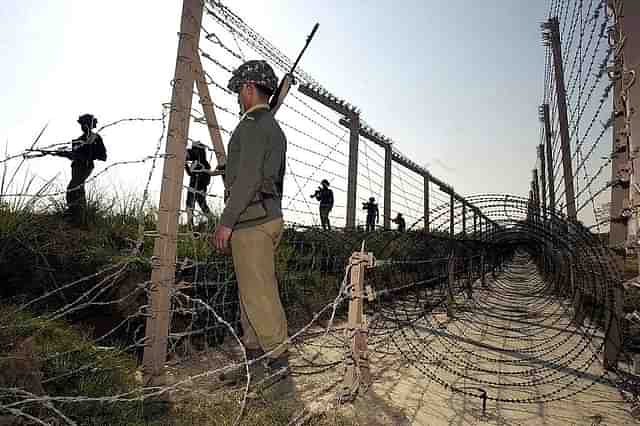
4, 191, 637, 424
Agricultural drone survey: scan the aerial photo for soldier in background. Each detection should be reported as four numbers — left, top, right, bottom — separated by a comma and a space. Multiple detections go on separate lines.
184, 141, 212, 226
311, 179, 333, 230
392, 212, 406, 232
362, 197, 379, 232
64, 113, 107, 225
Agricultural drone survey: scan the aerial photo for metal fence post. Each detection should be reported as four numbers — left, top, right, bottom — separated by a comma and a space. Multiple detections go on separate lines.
384, 145, 392, 229
544, 18, 577, 220
540, 104, 556, 215
346, 112, 360, 229
424, 175, 430, 231
538, 144, 548, 221
450, 192, 455, 237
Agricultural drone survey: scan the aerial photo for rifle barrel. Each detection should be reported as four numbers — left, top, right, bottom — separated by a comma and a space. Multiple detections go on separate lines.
290, 23, 319, 75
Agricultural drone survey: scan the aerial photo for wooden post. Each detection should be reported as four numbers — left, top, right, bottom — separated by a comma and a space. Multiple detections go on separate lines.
142, 0, 203, 385
424, 175, 430, 231
384, 145, 392, 229
545, 18, 577, 220
346, 112, 360, 229
339, 247, 374, 402
193, 55, 226, 168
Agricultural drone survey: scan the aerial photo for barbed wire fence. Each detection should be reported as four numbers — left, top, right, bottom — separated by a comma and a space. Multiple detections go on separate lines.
1, 0, 640, 425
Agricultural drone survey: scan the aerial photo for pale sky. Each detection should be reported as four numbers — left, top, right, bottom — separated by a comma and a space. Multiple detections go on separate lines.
3, 1, 603, 228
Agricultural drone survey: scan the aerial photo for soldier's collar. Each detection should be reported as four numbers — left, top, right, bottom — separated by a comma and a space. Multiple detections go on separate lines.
240, 103, 270, 121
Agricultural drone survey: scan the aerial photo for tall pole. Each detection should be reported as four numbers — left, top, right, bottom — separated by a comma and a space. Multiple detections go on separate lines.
538, 144, 547, 220
383, 145, 392, 229
533, 168, 541, 222
143, 0, 203, 385
626, 0, 640, 248
450, 192, 455, 237
546, 18, 577, 220
346, 112, 360, 229
603, 0, 639, 370
541, 104, 556, 214
462, 200, 467, 235
423, 175, 430, 231
473, 209, 477, 237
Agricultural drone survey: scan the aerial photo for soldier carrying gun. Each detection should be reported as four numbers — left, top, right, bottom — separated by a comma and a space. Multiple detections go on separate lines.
362, 197, 379, 232
310, 179, 333, 230
25, 114, 107, 225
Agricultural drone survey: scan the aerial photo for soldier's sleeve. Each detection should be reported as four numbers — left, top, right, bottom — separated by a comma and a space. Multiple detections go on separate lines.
220, 122, 267, 228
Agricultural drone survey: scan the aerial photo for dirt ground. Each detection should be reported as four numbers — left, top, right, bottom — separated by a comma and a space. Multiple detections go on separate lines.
163, 259, 640, 426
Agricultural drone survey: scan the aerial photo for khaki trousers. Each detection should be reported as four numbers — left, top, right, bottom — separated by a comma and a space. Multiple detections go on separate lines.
231, 217, 288, 358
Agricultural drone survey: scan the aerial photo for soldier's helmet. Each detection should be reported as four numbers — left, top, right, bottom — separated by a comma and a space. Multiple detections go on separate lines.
227, 60, 278, 95
78, 114, 97, 129
321, 179, 330, 187
369, 197, 375, 202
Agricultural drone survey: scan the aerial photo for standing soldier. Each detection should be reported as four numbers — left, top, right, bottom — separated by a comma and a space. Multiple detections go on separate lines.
65, 113, 107, 225
212, 60, 290, 390
392, 212, 406, 232
184, 141, 212, 226
362, 197, 379, 232
311, 179, 333, 230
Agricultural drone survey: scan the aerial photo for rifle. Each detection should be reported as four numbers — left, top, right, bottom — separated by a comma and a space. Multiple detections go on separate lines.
23, 148, 73, 160
269, 23, 320, 116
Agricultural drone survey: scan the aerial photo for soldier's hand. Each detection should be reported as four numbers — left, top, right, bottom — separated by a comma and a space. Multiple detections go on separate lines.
213, 224, 233, 253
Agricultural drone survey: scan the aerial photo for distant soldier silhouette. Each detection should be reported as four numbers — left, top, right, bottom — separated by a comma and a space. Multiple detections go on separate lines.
392, 212, 406, 232
311, 179, 333, 230
362, 197, 379, 232
64, 114, 107, 225
184, 142, 212, 226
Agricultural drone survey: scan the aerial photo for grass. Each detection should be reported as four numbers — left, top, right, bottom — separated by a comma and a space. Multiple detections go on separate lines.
0, 305, 357, 425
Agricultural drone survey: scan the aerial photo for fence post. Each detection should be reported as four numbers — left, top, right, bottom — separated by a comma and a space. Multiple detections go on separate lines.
447, 253, 455, 318
384, 145, 392, 229
538, 144, 547, 221
346, 112, 360, 229
193, 55, 226, 168
533, 168, 541, 223
450, 192, 455, 237
462, 201, 467, 236
339, 246, 375, 402
142, 0, 203, 385
544, 18, 577, 220
424, 175, 430, 231
540, 104, 556, 215
466, 256, 473, 299
481, 251, 486, 287
570, 256, 585, 326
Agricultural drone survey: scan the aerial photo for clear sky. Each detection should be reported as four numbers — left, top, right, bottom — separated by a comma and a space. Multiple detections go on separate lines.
0, 1, 551, 221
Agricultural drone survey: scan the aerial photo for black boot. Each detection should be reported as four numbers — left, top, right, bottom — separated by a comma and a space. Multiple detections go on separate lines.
219, 348, 265, 385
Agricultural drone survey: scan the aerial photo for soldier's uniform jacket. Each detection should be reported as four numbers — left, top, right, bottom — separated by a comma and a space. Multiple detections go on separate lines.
315, 187, 334, 209
220, 105, 287, 230
71, 132, 106, 165
363, 201, 379, 218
